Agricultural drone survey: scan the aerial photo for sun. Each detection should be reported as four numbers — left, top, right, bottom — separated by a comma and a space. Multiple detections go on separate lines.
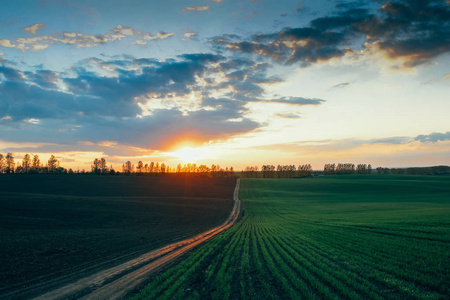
174, 147, 207, 163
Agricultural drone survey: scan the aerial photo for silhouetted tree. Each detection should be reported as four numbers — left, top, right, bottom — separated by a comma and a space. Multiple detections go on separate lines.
197, 165, 210, 173
5, 153, 14, 174
298, 164, 313, 177
48, 155, 58, 173
229, 166, 234, 177
16, 162, 23, 174
99, 158, 108, 173
324, 163, 336, 175
22, 154, 31, 173
122, 161, 134, 173
336, 163, 355, 174
0, 154, 4, 174
92, 158, 101, 174
137, 161, 143, 173
32, 155, 41, 173
356, 164, 367, 174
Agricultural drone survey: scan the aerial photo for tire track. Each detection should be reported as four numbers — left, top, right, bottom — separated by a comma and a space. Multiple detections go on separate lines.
28, 178, 241, 300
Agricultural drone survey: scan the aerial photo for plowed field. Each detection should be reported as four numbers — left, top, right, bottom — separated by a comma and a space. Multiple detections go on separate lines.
0, 175, 235, 298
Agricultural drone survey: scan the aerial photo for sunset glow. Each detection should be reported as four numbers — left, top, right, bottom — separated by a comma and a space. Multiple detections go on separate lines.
173, 147, 208, 163
0, 0, 448, 170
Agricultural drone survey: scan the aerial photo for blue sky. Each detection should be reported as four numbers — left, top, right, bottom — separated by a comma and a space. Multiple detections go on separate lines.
0, 0, 449, 170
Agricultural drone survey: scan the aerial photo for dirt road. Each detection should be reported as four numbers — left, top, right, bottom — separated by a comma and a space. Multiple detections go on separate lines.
27, 178, 241, 300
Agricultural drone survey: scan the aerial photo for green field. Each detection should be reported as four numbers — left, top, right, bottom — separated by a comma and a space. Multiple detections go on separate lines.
132, 175, 450, 299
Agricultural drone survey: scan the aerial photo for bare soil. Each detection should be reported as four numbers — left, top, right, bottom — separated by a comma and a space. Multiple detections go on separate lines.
0, 175, 235, 299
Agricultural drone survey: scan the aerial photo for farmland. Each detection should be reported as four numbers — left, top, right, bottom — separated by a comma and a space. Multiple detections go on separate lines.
133, 175, 450, 299
0, 175, 235, 298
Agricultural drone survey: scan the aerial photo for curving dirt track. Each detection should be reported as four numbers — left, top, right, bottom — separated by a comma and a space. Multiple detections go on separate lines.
27, 178, 241, 300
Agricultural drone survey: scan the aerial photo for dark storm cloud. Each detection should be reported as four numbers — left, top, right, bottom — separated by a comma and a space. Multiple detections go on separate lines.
217, 0, 450, 68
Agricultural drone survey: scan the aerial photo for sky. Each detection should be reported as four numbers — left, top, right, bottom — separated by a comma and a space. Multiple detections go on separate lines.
0, 0, 449, 171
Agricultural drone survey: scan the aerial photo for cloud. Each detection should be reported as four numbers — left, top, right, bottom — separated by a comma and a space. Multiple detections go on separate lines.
275, 112, 301, 119
0, 51, 325, 152
0, 25, 175, 52
131, 32, 175, 45
249, 132, 450, 155
0, 106, 260, 151
209, 0, 223, 3
25, 69, 59, 88
414, 132, 450, 143
330, 82, 351, 89
0, 65, 24, 81
181, 5, 210, 13
215, 0, 450, 68
258, 96, 325, 106
183, 32, 197, 41
22, 23, 45, 34
224, 27, 346, 66
0, 54, 257, 149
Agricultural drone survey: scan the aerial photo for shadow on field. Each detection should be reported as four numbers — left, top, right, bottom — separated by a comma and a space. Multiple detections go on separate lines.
0, 175, 236, 299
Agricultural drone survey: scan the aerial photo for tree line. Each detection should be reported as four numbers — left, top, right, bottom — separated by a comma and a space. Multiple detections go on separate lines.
242, 164, 313, 178
3, 153, 449, 177
376, 165, 450, 175
323, 163, 372, 175
0, 153, 236, 177
0, 153, 66, 174
118, 160, 235, 177
241, 163, 375, 178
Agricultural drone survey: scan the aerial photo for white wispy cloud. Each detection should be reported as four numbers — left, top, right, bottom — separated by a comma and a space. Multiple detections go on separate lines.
131, 32, 175, 45
209, 0, 224, 3
22, 23, 45, 34
182, 32, 197, 41
0, 25, 175, 52
181, 5, 210, 13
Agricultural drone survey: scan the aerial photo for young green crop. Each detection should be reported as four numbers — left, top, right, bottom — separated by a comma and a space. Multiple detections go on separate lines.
132, 175, 450, 300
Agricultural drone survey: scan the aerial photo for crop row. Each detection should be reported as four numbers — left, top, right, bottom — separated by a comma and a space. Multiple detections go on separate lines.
132, 177, 450, 299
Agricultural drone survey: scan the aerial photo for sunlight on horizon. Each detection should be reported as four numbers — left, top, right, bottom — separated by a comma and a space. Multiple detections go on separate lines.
173, 147, 208, 163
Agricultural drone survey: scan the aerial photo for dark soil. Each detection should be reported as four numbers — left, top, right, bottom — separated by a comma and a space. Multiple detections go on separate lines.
0, 175, 236, 298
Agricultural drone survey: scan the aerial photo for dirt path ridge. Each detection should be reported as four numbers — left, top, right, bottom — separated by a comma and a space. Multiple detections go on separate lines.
29, 178, 241, 300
